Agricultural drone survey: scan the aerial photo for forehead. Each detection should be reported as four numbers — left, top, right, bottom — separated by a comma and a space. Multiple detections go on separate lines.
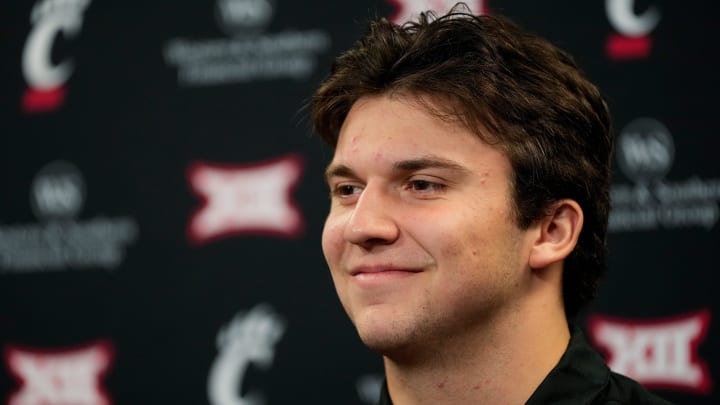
328, 94, 512, 177
335, 92, 481, 154
336, 94, 467, 148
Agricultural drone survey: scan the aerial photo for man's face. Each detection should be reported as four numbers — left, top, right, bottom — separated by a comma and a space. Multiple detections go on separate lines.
322, 94, 534, 356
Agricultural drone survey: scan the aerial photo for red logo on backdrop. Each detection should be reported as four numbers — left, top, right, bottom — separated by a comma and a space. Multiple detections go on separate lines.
187, 154, 304, 244
605, 0, 660, 60
4, 341, 114, 405
588, 310, 712, 394
387, 0, 487, 24
21, 0, 92, 113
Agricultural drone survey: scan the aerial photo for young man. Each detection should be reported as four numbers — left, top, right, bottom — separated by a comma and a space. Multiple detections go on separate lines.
312, 5, 672, 405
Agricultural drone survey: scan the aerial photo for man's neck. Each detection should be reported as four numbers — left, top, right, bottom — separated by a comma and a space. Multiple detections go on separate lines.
382, 289, 570, 405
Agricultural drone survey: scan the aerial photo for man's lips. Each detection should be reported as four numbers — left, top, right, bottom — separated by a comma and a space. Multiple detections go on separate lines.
346, 266, 424, 289
349, 266, 423, 277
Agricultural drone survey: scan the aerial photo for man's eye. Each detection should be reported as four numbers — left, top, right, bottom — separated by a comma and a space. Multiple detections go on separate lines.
408, 179, 445, 193
333, 184, 361, 197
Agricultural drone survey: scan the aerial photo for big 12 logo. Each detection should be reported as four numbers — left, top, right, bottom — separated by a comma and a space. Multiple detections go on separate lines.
4, 341, 114, 405
589, 310, 712, 394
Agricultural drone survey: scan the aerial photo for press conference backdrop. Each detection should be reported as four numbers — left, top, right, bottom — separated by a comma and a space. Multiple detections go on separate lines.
1, 0, 717, 404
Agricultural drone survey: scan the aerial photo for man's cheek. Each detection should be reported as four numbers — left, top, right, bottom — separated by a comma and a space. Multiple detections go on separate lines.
321, 219, 344, 262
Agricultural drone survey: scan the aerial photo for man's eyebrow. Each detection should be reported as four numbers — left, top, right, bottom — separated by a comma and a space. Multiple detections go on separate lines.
324, 164, 356, 184
392, 156, 467, 173
324, 156, 467, 184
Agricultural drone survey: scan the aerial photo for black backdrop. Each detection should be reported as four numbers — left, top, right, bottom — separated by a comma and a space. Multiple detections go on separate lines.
1, 1, 718, 404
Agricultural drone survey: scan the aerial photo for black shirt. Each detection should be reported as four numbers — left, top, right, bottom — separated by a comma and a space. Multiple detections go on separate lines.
378, 327, 674, 404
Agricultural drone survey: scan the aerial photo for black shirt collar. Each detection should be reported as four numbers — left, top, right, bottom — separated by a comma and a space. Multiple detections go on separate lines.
378, 326, 609, 405
525, 326, 610, 404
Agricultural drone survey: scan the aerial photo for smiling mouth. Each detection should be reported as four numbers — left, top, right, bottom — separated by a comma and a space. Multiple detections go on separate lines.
349, 267, 423, 285
349, 266, 423, 276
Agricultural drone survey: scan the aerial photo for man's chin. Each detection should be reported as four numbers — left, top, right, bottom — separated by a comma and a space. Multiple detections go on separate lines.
356, 325, 424, 363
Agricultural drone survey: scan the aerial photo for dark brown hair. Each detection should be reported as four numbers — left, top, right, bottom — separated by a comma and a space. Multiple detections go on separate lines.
311, 5, 613, 317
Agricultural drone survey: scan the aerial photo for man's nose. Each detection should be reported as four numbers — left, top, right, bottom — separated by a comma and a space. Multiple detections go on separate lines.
343, 185, 399, 248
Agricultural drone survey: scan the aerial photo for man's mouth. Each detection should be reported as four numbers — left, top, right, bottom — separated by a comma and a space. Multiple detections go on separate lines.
349, 265, 423, 276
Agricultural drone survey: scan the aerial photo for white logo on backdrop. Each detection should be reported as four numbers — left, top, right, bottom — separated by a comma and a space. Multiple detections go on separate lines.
5, 341, 113, 405
21, 0, 92, 111
609, 118, 720, 232
187, 155, 304, 244
29, 160, 86, 220
215, 0, 275, 36
163, 0, 330, 86
616, 118, 674, 184
604, 0, 660, 60
388, 0, 487, 24
357, 373, 384, 404
589, 311, 711, 393
0, 161, 139, 273
606, 0, 660, 37
208, 304, 286, 405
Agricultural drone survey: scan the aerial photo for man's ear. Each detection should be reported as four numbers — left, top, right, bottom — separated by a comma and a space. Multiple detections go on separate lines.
528, 199, 584, 269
